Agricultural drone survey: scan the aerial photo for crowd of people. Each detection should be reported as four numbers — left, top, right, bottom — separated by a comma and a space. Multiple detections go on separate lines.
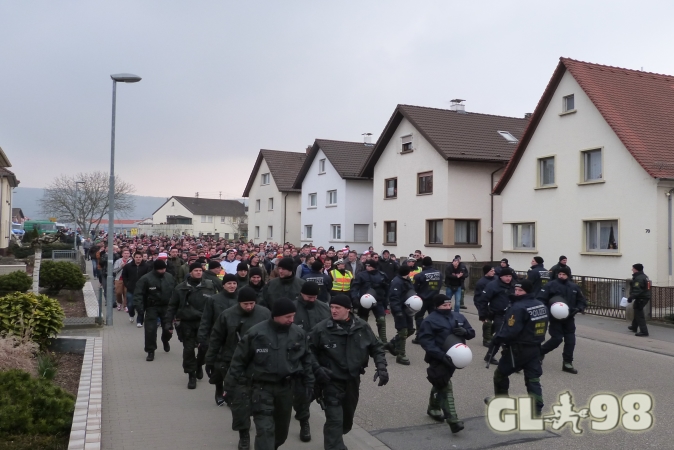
85, 233, 651, 450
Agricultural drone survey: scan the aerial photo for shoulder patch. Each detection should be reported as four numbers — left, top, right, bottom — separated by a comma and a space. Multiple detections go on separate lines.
508, 315, 515, 326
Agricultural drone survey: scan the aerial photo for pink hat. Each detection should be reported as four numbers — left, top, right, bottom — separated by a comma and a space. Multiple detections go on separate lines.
157, 252, 168, 260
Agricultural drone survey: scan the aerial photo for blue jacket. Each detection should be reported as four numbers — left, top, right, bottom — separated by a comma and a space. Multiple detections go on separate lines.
418, 310, 475, 363
493, 293, 548, 346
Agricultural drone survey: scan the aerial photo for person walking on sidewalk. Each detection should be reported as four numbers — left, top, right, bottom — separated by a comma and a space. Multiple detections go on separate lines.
224, 298, 315, 450
627, 263, 651, 337
166, 262, 218, 389
113, 248, 132, 312
122, 251, 150, 327
133, 259, 175, 361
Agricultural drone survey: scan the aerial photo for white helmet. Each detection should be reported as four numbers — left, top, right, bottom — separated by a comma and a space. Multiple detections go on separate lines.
359, 293, 376, 309
446, 343, 472, 369
404, 295, 423, 316
550, 302, 569, 320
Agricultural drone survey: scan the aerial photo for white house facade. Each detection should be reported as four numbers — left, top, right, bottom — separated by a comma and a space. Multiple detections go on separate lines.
150, 196, 246, 238
361, 104, 528, 263
0, 148, 18, 250
294, 139, 374, 252
495, 58, 674, 285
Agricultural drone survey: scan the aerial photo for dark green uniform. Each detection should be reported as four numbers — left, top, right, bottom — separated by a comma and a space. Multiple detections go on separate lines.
202, 269, 224, 293
310, 314, 388, 450
236, 274, 249, 291
205, 304, 271, 431
292, 298, 331, 424
225, 320, 315, 450
197, 290, 239, 347
166, 277, 217, 374
261, 276, 304, 310
248, 281, 265, 304
176, 262, 189, 283
166, 257, 184, 279
629, 271, 651, 335
133, 270, 175, 353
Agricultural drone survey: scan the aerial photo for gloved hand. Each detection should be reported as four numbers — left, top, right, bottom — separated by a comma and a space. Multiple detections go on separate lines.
627, 297, 634, 303
568, 308, 579, 317
205, 364, 214, 378
315, 367, 332, 385
373, 368, 389, 386
453, 326, 467, 336
164, 323, 174, 333
443, 355, 456, 369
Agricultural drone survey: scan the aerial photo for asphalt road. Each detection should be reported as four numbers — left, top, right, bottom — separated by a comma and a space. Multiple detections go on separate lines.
353, 294, 674, 449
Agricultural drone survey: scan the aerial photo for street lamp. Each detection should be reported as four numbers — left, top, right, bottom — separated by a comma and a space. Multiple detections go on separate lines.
74, 181, 84, 253
107, 73, 141, 326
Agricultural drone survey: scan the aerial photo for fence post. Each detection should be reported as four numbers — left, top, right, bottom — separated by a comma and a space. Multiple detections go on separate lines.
98, 286, 103, 323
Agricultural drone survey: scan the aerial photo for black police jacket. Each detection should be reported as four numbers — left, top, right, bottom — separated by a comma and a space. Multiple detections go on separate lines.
389, 275, 415, 316
478, 278, 514, 316
473, 275, 495, 319
413, 267, 442, 301
629, 272, 651, 300
197, 290, 239, 345
493, 293, 548, 347
537, 279, 587, 311
527, 264, 549, 296
166, 277, 217, 323
351, 270, 389, 302
301, 270, 333, 302
549, 263, 571, 281
418, 310, 475, 363
132, 270, 176, 311
205, 304, 271, 367
293, 298, 331, 332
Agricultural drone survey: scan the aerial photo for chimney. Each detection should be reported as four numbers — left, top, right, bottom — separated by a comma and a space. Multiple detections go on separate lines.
362, 133, 373, 145
524, 113, 532, 119
306, 145, 312, 154
450, 99, 466, 114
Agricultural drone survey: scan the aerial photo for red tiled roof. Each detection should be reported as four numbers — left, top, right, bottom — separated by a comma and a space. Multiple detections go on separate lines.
494, 57, 674, 193
242, 150, 307, 196
293, 139, 375, 188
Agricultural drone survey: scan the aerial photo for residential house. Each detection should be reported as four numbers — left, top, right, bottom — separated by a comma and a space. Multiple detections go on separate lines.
243, 150, 306, 245
293, 139, 375, 252
494, 57, 674, 284
151, 196, 246, 238
12, 208, 25, 224
0, 147, 19, 250
360, 103, 528, 263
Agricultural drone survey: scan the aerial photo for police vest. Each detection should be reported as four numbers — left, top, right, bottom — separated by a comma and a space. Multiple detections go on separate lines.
410, 267, 422, 277
330, 269, 353, 291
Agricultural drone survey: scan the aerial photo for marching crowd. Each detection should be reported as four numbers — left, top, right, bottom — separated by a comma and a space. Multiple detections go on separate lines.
86, 233, 652, 450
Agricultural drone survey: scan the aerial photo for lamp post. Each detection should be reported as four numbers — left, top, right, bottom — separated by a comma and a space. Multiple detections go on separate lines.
107, 73, 141, 326
74, 181, 84, 253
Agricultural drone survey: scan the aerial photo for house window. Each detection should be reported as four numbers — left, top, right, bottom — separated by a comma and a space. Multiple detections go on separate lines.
201, 216, 213, 223
261, 173, 270, 185
418, 171, 433, 195
513, 223, 536, 250
254, 226, 260, 238
354, 224, 369, 242
308, 193, 317, 208
327, 190, 337, 205
268, 198, 274, 210
401, 134, 413, 152
255, 199, 261, 212
539, 157, 555, 186
225, 233, 230, 239
428, 220, 443, 244
563, 94, 575, 112
171, 202, 174, 206
319, 159, 326, 174
331, 224, 342, 240
585, 220, 619, 252
582, 149, 603, 182
305, 225, 313, 239
385, 178, 397, 199
267, 226, 273, 238
454, 220, 478, 244
497, 131, 518, 143
384, 221, 397, 244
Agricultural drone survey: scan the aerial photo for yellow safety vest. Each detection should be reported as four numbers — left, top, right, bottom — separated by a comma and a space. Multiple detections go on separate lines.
330, 269, 353, 291
410, 267, 422, 278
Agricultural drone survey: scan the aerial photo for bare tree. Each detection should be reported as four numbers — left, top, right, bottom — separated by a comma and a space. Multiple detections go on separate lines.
231, 215, 248, 240
38, 171, 135, 237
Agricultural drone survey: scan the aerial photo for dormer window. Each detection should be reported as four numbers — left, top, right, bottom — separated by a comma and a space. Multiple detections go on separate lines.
497, 131, 518, 143
563, 94, 575, 112
401, 135, 413, 152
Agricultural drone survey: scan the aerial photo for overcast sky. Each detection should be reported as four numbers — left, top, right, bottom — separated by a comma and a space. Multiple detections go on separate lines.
2, 1, 673, 198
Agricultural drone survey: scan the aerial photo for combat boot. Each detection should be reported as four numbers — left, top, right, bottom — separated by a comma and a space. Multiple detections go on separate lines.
440, 382, 464, 433
395, 329, 410, 365
238, 430, 250, 450
146, 351, 154, 362
375, 317, 388, 343
426, 388, 444, 421
562, 362, 578, 374
383, 336, 398, 356
215, 386, 226, 407
411, 318, 423, 344
196, 365, 204, 380
299, 420, 311, 442
187, 373, 197, 389
484, 352, 498, 365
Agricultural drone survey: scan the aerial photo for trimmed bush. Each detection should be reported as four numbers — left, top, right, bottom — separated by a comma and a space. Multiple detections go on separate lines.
9, 243, 75, 260
0, 271, 32, 293
0, 293, 65, 347
0, 369, 74, 436
39, 261, 85, 292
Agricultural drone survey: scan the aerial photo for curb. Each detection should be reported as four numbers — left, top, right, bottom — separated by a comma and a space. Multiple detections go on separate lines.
67, 336, 103, 450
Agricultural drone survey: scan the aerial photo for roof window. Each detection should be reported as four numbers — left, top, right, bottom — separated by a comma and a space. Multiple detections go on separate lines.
497, 131, 518, 143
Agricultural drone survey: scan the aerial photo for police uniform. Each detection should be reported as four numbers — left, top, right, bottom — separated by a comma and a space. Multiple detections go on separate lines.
527, 258, 549, 297
474, 270, 495, 347
351, 260, 389, 342
418, 294, 475, 433
330, 266, 353, 298
412, 258, 442, 337
133, 263, 175, 359
489, 280, 549, 416
628, 264, 651, 336
477, 269, 515, 364
388, 268, 416, 364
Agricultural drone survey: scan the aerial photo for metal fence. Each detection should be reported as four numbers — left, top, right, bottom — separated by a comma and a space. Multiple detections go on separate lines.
52, 249, 78, 261
650, 287, 674, 321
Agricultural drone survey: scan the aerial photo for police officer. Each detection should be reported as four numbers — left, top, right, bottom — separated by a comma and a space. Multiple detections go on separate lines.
133, 259, 176, 361
486, 279, 549, 417
166, 262, 218, 389
476, 267, 515, 365
291, 281, 331, 442
538, 266, 587, 374
527, 256, 549, 296
406, 256, 422, 278
387, 265, 416, 364
261, 257, 304, 310
310, 294, 389, 450
494, 258, 513, 278
474, 265, 496, 347
224, 298, 315, 450
205, 287, 271, 449
202, 260, 224, 293
351, 259, 389, 343
627, 263, 651, 336
301, 260, 332, 302
198, 273, 239, 404
412, 256, 442, 342
418, 294, 475, 433
329, 259, 353, 298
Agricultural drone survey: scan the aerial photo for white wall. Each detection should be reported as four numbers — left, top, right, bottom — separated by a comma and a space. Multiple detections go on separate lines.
500, 71, 660, 281
0, 179, 12, 249
247, 158, 285, 244
284, 192, 302, 246
344, 179, 373, 251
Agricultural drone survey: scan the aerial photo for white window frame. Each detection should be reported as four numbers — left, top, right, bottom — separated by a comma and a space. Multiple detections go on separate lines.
327, 190, 337, 206
201, 215, 213, 223
583, 219, 619, 254
268, 197, 274, 211
512, 222, 536, 250
261, 173, 270, 185
401, 134, 413, 152
319, 159, 326, 174
537, 156, 556, 188
581, 148, 604, 183
563, 94, 575, 112
255, 199, 261, 212
305, 225, 313, 239
254, 226, 260, 238
308, 193, 317, 208
330, 224, 342, 240
267, 226, 273, 238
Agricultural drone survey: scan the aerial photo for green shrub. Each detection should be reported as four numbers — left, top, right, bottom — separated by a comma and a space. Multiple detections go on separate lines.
36, 353, 57, 381
0, 271, 32, 293
39, 261, 85, 292
9, 243, 75, 260
0, 369, 74, 436
0, 293, 65, 347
